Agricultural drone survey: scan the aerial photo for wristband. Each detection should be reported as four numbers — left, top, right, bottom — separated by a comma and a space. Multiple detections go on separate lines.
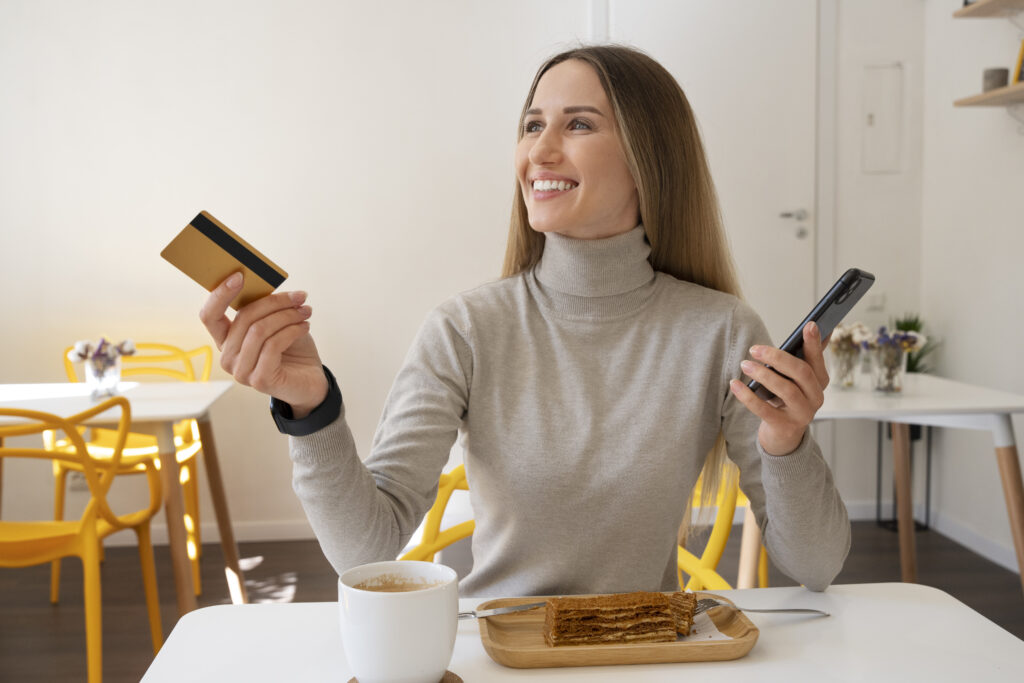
269, 365, 342, 436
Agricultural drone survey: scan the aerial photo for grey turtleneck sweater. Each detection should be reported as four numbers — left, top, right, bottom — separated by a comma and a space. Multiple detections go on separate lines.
290, 227, 850, 596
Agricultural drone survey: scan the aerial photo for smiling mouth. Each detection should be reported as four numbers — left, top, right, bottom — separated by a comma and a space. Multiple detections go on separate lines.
532, 179, 578, 192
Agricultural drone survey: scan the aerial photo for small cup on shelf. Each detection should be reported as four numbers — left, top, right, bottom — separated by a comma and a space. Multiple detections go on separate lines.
982, 68, 1009, 93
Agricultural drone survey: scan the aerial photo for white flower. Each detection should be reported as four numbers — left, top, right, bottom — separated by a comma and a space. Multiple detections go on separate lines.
68, 340, 92, 361
850, 323, 873, 345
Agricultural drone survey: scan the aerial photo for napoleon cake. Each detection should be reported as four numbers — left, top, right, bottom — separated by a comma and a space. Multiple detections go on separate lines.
669, 590, 697, 636
543, 591, 678, 646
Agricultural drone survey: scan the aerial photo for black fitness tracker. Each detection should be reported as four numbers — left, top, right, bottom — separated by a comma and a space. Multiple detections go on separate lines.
269, 365, 342, 436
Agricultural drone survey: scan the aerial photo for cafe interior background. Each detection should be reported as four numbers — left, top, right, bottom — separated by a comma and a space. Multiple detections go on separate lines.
1, 0, 1022, 620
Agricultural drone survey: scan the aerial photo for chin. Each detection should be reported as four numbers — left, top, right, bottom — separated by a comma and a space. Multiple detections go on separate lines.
526, 215, 567, 235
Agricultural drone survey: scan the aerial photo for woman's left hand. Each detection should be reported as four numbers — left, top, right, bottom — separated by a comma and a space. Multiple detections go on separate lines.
730, 322, 831, 456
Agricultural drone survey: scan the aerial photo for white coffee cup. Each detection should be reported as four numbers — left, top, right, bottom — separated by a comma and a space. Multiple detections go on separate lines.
338, 560, 458, 683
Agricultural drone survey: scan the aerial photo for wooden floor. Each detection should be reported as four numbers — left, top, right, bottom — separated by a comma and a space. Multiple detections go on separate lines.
2, 521, 1021, 681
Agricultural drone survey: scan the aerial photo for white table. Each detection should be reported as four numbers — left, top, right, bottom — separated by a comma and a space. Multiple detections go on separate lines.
737, 374, 1024, 595
0, 381, 245, 614
141, 583, 1024, 682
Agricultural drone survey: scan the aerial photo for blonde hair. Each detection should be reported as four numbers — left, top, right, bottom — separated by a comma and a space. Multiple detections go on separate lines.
502, 44, 743, 544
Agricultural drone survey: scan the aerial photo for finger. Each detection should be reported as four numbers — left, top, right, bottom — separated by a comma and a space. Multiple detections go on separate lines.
249, 321, 313, 395
229, 305, 313, 383
219, 290, 308, 372
199, 272, 244, 348
801, 322, 831, 390
741, 360, 810, 412
729, 379, 784, 422
749, 343, 822, 403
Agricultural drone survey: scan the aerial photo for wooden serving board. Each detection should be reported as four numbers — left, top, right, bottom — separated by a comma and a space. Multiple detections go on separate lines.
477, 592, 758, 669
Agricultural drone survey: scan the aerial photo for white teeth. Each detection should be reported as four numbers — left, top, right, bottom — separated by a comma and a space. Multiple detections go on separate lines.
533, 179, 577, 191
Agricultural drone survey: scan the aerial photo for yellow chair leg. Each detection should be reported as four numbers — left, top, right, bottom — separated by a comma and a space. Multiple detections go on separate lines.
757, 544, 770, 588
181, 463, 202, 596
187, 458, 203, 554
51, 467, 69, 604
82, 544, 103, 683
135, 523, 164, 655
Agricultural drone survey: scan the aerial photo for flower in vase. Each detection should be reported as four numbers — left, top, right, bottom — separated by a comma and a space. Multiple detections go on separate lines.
829, 323, 871, 388
68, 338, 136, 395
864, 327, 925, 392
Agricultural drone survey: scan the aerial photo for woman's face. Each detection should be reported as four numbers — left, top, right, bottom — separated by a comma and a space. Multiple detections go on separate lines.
515, 59, 639, 240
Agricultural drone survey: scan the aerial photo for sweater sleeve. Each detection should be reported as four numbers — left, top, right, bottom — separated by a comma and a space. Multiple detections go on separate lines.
720, 301, 850, 591
288, 300, 473, 576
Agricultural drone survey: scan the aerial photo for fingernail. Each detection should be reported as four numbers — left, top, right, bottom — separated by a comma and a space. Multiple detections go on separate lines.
289, 291, 307, 304
729, 379, 742, 393
227, 272, 243, 289
807, 321, 818, 334
749, 346, 763, 359
740, 360, 755, 373
298, 305, 312, 317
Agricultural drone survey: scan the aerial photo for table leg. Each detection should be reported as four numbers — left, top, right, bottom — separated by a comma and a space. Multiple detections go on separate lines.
994, 442, 1024, 596
736, 507, 761, 589
156, 424, 198, 615
196, 418, 249, 604
891, 423, 918, 582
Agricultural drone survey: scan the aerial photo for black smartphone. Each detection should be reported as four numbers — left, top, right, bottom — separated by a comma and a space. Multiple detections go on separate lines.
746, 267, 876, 402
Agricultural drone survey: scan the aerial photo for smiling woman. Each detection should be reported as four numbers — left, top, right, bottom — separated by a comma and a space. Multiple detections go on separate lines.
199, 44, 851, 600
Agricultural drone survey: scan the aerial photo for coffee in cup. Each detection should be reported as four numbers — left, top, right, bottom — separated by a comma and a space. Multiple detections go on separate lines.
339, 560, 458, 683
353, 573, 445, 592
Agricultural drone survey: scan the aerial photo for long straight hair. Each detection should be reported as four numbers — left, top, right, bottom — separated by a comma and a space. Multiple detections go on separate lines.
502, 45, 744, 543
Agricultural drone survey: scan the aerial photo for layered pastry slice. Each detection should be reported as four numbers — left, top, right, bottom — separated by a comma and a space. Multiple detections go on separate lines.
669, 590, 697, 636
543, 591, 678, 646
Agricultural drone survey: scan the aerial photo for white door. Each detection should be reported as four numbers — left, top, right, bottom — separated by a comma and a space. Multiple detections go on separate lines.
609, 0, 819, 343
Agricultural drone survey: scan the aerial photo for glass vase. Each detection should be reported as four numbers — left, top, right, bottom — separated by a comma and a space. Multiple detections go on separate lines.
829, 345, 861, 389
85, 355, 121, 399
872, 346, 906, 393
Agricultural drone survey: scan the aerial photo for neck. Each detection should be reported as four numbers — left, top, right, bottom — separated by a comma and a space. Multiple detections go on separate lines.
534, 226, 654, 298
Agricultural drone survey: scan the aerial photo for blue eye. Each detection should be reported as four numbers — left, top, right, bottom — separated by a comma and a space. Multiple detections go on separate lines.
569, 118, 593, 130
523, 120, 543, 134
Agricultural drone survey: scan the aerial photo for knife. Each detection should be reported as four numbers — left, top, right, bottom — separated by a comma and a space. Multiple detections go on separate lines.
457, 601, 546, 620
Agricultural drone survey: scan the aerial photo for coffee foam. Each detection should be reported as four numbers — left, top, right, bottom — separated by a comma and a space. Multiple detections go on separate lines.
352, 573, 445, 593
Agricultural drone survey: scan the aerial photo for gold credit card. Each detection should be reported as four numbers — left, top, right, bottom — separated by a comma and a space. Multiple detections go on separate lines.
161, 211, 288, 310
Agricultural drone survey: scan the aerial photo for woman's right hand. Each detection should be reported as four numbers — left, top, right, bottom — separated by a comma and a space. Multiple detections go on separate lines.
199, 272, 328, 418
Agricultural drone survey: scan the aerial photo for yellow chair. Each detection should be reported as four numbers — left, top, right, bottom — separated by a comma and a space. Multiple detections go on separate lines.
0, 397, 163, 683
677, 466, 770, 591
52, 343, 212, 597
399, 464, 474, 562
400, 462, 768, 589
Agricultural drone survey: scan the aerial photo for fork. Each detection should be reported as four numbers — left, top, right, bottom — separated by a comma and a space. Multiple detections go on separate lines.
694, 597, 829, 617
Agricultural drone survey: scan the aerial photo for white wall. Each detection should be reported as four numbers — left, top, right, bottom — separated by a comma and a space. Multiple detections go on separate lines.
919, 2, 1024, 571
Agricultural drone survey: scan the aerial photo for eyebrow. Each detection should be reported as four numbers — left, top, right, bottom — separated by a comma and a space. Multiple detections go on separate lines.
524, 105, 606, 117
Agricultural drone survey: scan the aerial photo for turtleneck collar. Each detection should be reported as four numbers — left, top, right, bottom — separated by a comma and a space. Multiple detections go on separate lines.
535, 226, 655, 298
529, 226, 658, 319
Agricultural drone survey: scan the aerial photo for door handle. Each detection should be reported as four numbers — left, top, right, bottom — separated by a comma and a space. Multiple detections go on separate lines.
779, 209, 809, 221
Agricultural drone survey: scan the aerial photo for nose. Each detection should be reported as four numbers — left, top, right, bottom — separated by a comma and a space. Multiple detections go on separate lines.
528, 127, 562, 166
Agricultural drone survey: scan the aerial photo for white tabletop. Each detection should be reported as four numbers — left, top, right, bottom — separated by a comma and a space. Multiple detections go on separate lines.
0, 381, 234, 424
818, 373, 1024, 421
141, 583, 1024, 682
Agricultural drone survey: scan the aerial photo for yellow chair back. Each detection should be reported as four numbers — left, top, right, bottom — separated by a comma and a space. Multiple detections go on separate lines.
63, 342, 213, 383
677, 465, 770, 591
399, 461, 768, 590
0, 398, 143, 540
399, 464, 474, 563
